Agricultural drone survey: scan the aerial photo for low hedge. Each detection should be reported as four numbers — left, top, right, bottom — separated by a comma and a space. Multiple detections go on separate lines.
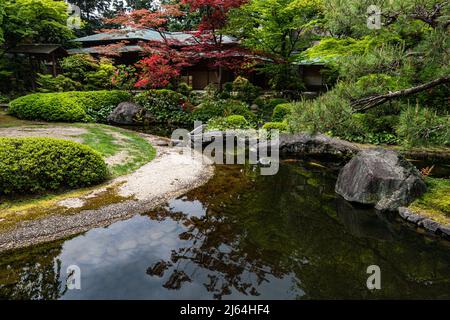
8, 93, 86, 122
0, 137, 108, 195
8, 90, 131, 123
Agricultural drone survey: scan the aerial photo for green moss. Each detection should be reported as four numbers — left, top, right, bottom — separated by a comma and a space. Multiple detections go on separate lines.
409, 177, 450, 224
0, 183, 133, 232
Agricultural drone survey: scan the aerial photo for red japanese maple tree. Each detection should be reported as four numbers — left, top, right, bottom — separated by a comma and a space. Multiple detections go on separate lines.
103, 4, 190, 89
102, 1, 256, 89
181, 0, 256, 88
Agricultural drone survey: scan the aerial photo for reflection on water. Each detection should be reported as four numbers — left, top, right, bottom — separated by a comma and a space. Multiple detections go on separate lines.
1, 162, 450, 300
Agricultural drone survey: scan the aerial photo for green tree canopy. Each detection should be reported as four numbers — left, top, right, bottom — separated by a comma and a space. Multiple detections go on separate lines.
3, 0, 75, 49
0, 1, 5, 45
227, 0, 324, 90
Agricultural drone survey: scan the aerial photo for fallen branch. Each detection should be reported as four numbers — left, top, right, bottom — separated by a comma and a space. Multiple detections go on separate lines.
351, 76, 450, 111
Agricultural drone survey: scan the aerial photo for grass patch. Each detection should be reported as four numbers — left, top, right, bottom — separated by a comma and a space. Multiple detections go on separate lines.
78, 124, 156, 177
80, 126, 120, 157
108, 128, 157, 177
409, 177, 450, 225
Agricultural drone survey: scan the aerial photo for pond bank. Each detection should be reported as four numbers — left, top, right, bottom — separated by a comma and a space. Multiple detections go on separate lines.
0, 135, 214, 252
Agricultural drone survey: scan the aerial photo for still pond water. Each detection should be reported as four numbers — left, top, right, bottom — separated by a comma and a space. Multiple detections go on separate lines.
1, 161, 450, 300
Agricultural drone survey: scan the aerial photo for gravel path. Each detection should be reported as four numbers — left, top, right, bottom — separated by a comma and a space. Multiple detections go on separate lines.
0, 134, 214, 252
0, 126, 88, 142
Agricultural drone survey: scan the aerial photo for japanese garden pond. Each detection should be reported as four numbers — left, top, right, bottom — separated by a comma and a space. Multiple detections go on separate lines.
1, 161, 450, 299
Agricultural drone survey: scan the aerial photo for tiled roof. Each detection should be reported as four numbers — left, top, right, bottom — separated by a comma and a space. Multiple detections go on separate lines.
73, 29, 238, 46
7, 44, 65, 55
67, 45, 143, 54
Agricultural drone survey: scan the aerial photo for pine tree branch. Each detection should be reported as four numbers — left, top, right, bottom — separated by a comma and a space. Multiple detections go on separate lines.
350, 76, 450, 111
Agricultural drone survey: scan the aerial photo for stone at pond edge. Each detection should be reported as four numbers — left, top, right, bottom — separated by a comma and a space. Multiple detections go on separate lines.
278, 133, 359, 160
418, 219, 441, 233
438, 225, 450, 237
398, 207, 426, 224
108, 102, 153, 125
335, 148, 427, 211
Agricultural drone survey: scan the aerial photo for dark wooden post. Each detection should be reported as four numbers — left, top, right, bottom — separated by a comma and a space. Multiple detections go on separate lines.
29, 56, 36, 91
52, 53, 57, 77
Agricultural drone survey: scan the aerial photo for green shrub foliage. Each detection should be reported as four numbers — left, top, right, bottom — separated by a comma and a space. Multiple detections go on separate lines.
72, 90, 131, 122
397, 106, 449, 147
253, 96, 289, 120
207, 115, 254, 131
8, 93, 87, 122
9, 90, 131, 122
37, 74, 82, 93
134, 89, 191, 124
0, 137, 108, 195
272, 103, 292, 122
230, 77, 261, 103
262, 121, 288, 132
192, 99, 256, 123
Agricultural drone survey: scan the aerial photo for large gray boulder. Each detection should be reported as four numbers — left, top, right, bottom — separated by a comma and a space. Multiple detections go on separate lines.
335, 149, 427, 211
278, 133, 359, 160
108, 102, 148, 125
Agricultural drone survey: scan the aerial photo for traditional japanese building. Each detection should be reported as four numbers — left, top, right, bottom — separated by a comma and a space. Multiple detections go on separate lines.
68, 29, 326, 91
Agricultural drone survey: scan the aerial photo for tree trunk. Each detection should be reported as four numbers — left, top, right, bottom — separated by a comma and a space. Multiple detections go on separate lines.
351, 76, 449, 111
217, 65, 223, 91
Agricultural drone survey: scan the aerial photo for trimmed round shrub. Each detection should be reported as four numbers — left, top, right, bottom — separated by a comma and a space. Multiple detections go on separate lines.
272, 103, 292, 122
207, 115, 253, 131
134, 89, 191, 124
193, 99, 256, 123
0, 137, 108, 195
8, 90, 131, 123
262, 121, 288, 132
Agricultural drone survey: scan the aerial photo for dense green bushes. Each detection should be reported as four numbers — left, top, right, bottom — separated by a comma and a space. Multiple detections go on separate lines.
272, 104, 292, 122
287, 88, 449, 147
8, 90, 131, 122
397, 106, 449, 147
228, 77, 261, 103
0, 137, 108, 195
253, 96, 289, 120
134, 89, 192, 124
60, 54, 117, 90
36, 74, 82, 93
192, 99, 256, 123
73, 91, 131, 122
262, 121, 288, 132
288, 90, 354, 135
8, 93, 86, 122
207, 115, 254, 131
